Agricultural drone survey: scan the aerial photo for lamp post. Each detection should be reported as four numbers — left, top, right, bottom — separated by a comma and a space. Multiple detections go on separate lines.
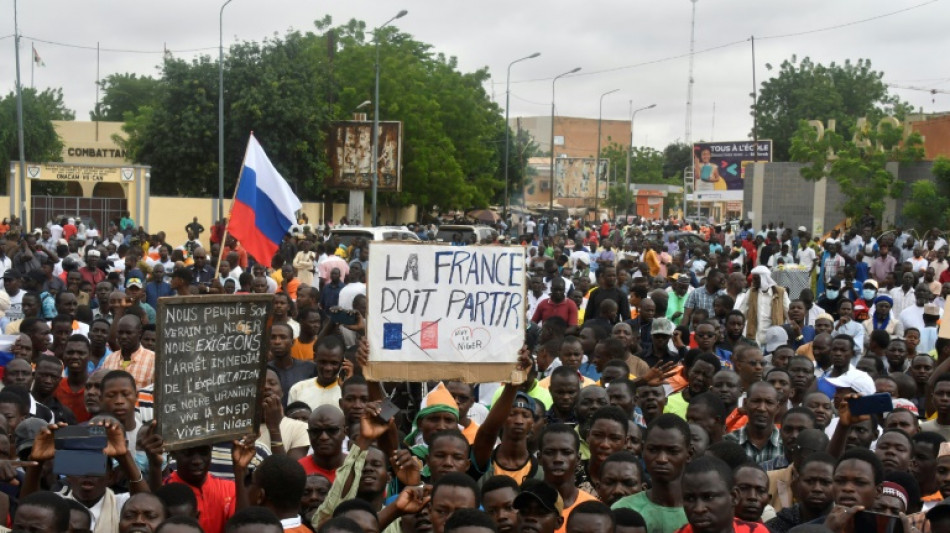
13, 0, 26, 225
503, 52, 540, 220
372, 9, 408, 227
218, 0, 234, 224
625, 103, 656, 217
593, 88, 618, 221
549, 67, 581, 215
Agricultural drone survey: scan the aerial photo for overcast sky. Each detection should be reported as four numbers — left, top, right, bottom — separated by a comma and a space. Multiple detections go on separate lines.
2, 0, 948, 152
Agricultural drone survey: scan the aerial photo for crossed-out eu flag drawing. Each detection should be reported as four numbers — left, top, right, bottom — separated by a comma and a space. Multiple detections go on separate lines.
383, 321, 439, 351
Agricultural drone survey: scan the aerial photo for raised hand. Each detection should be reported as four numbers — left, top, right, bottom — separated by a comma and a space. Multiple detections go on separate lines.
100, 421, 128, 457
231, 434, 258, 471
390, 449, 422, 488
140, 421, 166, 465
395, 485, 431, 514
29, 423, 66, 462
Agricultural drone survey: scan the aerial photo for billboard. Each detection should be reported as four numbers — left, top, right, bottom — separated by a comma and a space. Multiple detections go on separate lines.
555, 157, 608, 199
328, 121, 402, 191
689, 140, 772, 202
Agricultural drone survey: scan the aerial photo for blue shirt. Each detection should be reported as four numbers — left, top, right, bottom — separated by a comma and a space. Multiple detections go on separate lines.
579, 362, 601, 381
145, 281, 174, 309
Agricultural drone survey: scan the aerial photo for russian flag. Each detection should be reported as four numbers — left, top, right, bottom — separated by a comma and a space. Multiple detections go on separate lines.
228, 134, 302, 264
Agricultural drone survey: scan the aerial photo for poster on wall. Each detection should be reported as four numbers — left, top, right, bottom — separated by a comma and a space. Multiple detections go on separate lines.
690, 140, 772, 202
366, 243, 527, 383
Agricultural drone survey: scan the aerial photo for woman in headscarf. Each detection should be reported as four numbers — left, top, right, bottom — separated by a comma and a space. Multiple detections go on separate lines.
863, 294, 904, 338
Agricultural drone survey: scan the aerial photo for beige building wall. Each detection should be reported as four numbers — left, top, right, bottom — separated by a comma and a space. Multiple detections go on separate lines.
511, 116, 630, 158
148, 197, 417, 247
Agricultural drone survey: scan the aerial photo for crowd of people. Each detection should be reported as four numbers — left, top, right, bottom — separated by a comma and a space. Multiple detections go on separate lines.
0, 210, 950, 533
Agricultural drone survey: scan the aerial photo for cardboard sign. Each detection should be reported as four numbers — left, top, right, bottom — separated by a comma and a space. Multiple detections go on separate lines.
155, 295, 273, 451
366, 243, 527, 382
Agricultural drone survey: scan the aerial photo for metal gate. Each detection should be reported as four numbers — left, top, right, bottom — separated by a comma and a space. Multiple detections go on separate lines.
31, 196, 128, 232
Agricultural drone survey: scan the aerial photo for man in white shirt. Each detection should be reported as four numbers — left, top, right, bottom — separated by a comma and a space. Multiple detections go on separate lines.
900, 284, 937, 332
525, 217, 536, 236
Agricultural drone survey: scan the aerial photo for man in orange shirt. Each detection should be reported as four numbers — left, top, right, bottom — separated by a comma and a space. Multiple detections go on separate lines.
712, 369, 747, 432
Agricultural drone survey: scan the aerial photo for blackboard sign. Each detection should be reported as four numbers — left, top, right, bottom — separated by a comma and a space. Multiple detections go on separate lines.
155, 294, 273, 451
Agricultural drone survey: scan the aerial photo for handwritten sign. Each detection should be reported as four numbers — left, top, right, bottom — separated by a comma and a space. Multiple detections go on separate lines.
367, 243, 526, 382
155, 295, 273, 451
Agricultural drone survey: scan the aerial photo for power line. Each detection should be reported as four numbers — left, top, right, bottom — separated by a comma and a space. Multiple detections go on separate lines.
20, 35, 218, 55
494, 0, 942, 86
756, 0, 940, 41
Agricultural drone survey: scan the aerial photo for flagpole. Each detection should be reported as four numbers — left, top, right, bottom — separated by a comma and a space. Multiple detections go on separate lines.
30, 43, 33, 89
214, 132, 254, 279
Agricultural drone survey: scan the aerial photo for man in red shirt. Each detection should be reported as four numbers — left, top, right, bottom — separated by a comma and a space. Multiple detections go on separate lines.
143, 434, 258, 533
298, 405, 346, 482
532, 278, 578, 327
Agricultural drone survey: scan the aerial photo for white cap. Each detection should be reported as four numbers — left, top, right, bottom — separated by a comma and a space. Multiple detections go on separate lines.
825, 368, 876, 397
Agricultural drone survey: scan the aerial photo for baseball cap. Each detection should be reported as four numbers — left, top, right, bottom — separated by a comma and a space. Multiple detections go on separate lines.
863, 279, 879, 289
512, 391, 536, 413
764, 326, 788, 353
651, 318, 675, 336
2, 270, 19, 280
15, 418, 49, 459
514, 478, 564, 515
824, 368, 877, 397
126, 277, 143, 289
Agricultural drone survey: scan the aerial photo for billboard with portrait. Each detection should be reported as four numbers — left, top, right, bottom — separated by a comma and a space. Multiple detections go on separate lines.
554, 157, 608, 200
690, 140, 772, 202
328, 121, 402, 191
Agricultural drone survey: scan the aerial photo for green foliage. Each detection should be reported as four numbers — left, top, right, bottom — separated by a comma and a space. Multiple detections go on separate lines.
903, 156, 950, 229
117, 16, 508, 209
604, 183, 635, 214
0, 88, 70, 194
754, 56, 911, 161
790, 118, 925, 221
91, 73, 162, 122
598, 141, 665, 185
662, 142, 692, 180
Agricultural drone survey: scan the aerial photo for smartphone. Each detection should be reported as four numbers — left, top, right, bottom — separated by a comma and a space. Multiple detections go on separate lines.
854, 511, 903, 533
377, 398, 401, 423
53, 425, 108, 477
847, 393, 894, 416
329, 308, 358, 326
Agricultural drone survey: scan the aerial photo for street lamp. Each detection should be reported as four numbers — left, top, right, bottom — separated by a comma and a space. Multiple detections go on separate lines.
593, 88, 618, 220
355, 100, 371, 111
624, 103, 656, 217
549, 67, 581, 215
371, 9, 408, 227
218, 0, 235, 224
503, 52, 540, 221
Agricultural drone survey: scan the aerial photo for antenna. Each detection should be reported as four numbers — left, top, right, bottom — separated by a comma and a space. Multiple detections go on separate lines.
685, 0, 698, 148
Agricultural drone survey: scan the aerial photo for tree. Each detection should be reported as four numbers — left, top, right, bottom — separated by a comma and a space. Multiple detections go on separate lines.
604, 183, 635, 216
119, 16, 507, 210
92, 73, 162, 121
903, 156, 950, 229
598, 141, 665, 185
0, 88, 72, 195
789, 118, 924, 222
662, 142, 692, 180
754, 56, 911, 161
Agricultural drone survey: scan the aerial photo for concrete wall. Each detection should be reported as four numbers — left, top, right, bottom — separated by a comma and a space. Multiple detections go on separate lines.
145, 197, 417, 247
745, 161, 937, 235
